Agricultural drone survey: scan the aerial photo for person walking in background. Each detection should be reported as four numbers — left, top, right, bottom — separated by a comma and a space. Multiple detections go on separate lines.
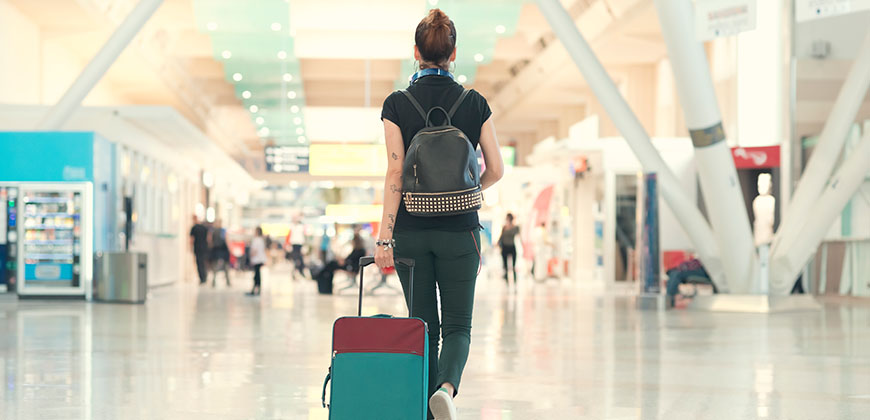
499, 213, 520, 284
189, 215, 210, 285
209, 219, 231, 287
375, 8, 504, 419
247, 227, 267, 296
287, 220, 307, 280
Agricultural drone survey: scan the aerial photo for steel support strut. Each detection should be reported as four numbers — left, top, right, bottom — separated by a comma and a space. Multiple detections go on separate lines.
535, 0, 726, 287
654, 0, 759, 293
37, 0, 165, 130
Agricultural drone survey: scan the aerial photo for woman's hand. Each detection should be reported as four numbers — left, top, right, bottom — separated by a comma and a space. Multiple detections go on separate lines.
374, 244, 394, 270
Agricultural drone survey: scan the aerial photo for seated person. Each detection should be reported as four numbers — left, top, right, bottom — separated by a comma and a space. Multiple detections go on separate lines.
666, 258, 714, 306
312, 234, 367, 295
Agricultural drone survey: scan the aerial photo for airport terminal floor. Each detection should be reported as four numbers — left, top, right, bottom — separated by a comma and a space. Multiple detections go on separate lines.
1, 264, 868, 420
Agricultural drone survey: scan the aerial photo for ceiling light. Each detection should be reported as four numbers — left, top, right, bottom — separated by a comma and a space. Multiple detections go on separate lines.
290, 105, 299, 113
296, 127, 304, 135
428, 0, 438, 5
457, 74, 467, 83
258, 127, 270, 137
242, 90, 251, 99
207, 22, 218, 31
474, 53, 484, 62
221, 50, 232, 59
255, 116, 265, 125
283, 73, 293, 82
232, 73, 243, 81
249, 105, 259, 113
297, 135, 306, 143
277, 50, 287, 60
293, 117, 302, 125
289, 180, 299, 188
495, 25, 506, 34
287, 91, 297, 99
271, 22, 282, 31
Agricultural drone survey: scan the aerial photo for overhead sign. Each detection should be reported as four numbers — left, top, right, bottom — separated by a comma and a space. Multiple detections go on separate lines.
796, 0, 870, 22
265, 146, 310, 173
695, 0, 757, 41
308, 144, 387, 177
731, 145, 780, 169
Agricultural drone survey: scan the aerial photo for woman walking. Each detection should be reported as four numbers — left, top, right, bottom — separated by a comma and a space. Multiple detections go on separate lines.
374, 8, 504, 420
499, 213, 520, 284
247, 227, 267, 296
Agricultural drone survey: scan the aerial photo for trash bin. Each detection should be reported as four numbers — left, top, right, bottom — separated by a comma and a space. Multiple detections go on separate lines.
94, 252, 147, 303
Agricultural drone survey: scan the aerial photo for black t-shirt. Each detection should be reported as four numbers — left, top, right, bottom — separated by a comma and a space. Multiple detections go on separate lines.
190, 224, 209, 254
381, 75, 492, 232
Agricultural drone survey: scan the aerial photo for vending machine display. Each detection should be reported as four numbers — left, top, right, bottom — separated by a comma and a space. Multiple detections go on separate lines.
15, 184, 92, 298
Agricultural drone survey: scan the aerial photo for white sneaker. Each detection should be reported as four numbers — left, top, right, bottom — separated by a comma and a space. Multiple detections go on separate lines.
429, 388, 457, 420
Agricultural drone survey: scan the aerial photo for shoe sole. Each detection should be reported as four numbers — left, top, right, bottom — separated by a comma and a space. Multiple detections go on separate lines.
429, 392, 457, 420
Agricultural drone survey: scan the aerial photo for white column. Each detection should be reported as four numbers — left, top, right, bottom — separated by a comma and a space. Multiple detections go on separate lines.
535, 0, 726, 288
653, 0, 759, 293
37, 0, 164, 130
769, 132, 870, 290
770, 30, 870, 278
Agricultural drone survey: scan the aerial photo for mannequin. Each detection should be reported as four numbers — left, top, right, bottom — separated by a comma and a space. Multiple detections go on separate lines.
753, 173, 776, 246
753, 173, 775, 293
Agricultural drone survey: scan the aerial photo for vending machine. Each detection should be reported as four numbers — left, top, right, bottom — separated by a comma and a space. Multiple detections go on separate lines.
14, 183, 92, 299
0, 185, 17, 293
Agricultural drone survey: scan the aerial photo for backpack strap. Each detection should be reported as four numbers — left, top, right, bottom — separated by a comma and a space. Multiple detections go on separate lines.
447, 89, 470, 120
400, 90, 428, 123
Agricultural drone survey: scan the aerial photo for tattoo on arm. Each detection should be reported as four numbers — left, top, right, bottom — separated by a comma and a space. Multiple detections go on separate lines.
390, 184, 401, 194
392, 152, 399, 161
387, 214, 396, 232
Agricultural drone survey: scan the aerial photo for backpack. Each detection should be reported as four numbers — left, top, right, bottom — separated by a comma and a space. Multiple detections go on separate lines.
400, 89, 482, 217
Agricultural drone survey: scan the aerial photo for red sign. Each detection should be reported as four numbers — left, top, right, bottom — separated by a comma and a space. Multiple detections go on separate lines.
731, 145, 780, 169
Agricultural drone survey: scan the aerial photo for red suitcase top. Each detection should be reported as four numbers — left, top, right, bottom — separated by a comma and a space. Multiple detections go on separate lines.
333, 317, 426, 356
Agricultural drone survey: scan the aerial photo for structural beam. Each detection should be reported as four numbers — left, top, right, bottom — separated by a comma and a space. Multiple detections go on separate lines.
654, 0, 759, 293
770, 132, 870, 289
534, 0, 726, 288
769, 29, 870, 288
37, 0, 164, 130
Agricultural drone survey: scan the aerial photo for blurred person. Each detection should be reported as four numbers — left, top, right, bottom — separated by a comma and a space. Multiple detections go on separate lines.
287, 220, 307, 280
498, 213, 520, 284
666, 257, 713, 307
209, 220, 231, 287
313, 233, 368, 295
247, 227, 267, 296
375, 8, 504, 420
189, 215, 210, 285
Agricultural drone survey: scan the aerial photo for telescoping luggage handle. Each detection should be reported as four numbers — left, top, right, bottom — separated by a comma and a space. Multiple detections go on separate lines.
358, 257, 416, 317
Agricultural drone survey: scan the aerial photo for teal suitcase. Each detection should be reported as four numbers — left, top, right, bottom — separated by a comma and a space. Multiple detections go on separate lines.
322, 257, 428, 419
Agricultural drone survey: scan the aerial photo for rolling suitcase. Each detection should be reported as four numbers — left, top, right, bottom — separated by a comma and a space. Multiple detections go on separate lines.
321, 257, 428, 419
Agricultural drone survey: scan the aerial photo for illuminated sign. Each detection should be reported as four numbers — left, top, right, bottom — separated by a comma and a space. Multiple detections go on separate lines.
309, 145, 386, 177
325, 204, 383, 223
265, 146, 310, 173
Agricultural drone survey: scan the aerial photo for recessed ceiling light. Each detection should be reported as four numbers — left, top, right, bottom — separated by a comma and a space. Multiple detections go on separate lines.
457, 74, 467, 83
474, 53, 484, 62
293, 117, 302, 125
271, 22, 282, 31
495, 25, 506, 34
207, 22, 218, 31
296, 127, 304, 135
232, 73, 243, 81
221, 50, 232, 59
242, 90, 251, 99
428, 0, 438, 5
283, 73, 293, 82
255, 116, 265, 125
287, 91, 297, 99
297, 136, 306, 143
249, 105, 259, 113
290, 105, 299, 113
277, 50, 287, 60
258, 127, 270, 137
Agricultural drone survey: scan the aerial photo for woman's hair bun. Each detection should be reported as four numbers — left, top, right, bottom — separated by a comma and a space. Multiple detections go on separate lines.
415, 8, 457, 68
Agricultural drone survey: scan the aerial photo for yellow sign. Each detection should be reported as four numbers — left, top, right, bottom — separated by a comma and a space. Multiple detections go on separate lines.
309, 144, 387, 177
325, 204, 383, 223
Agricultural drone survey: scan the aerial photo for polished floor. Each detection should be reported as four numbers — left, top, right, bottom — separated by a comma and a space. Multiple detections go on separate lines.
1, 264, 869, 420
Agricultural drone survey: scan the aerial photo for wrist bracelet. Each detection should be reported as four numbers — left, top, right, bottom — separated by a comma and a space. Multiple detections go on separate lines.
376, 239, 395, 250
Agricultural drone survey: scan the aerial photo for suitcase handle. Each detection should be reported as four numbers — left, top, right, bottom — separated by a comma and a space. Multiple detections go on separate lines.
358, 257, 416, 317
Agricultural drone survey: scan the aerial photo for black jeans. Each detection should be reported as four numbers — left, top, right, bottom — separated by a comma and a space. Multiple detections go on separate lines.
290, 244, 305, 275
501, 245, 517, 283
195, 252, 209, 284
252, 263, 263, 292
